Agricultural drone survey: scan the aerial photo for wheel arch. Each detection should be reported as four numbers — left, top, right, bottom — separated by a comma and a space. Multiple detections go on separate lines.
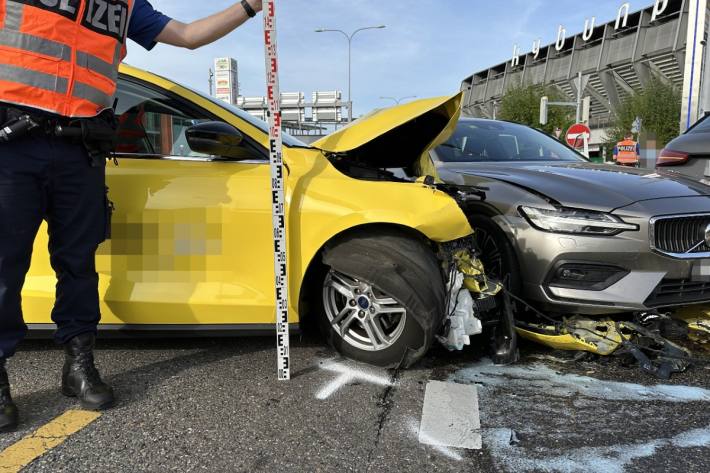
467, 212, 523, 293
463, 201, 522, 257
296, 223, 437, 330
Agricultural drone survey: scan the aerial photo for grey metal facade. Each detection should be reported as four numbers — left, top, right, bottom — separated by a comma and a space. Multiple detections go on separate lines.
461, 0, 708, 134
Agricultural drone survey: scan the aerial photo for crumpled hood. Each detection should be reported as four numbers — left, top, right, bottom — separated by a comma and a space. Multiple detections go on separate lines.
312, 94, 462, 172
451, 162, 710, 211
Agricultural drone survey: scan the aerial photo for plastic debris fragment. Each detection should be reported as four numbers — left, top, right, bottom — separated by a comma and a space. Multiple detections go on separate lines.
437, 271, 483, 351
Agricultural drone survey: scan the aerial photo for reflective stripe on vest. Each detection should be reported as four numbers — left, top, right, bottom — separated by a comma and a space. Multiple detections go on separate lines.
0, 62, 68, 93
0, 0, 134, 117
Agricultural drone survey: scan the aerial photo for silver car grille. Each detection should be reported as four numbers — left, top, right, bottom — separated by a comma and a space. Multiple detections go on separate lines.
651, 214, 710, 258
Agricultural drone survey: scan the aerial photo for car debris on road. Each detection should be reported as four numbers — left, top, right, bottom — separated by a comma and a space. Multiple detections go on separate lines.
673, 306, 710, 349
514, 305, 710, 379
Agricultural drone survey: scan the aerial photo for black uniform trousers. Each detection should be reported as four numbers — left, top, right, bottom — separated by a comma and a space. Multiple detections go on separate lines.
0, 133, 106, 359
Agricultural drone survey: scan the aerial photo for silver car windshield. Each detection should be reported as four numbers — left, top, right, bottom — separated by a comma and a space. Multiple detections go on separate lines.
437, 121, 585, 163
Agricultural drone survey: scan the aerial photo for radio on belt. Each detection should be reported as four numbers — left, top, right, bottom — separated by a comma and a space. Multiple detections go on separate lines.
0, 115, 38, 142
263, 0, 290, 381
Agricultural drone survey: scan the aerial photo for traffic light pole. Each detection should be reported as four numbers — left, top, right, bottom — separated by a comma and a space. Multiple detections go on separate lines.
540, 73, 592, 158
540, 73, 590, 126
576, 73, 582, 123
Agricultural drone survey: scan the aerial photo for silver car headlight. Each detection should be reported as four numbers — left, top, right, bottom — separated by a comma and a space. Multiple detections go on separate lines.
519, 206, 638, 236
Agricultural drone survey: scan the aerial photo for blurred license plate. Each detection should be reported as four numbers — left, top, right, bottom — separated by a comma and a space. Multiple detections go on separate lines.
693, 259, 710, 279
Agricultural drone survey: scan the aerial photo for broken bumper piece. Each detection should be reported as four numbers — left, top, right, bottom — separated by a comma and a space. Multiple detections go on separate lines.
517, 316, 692, 379
437, 270, 483, 351
672, 306, 710, 348
517, 317, 627, 356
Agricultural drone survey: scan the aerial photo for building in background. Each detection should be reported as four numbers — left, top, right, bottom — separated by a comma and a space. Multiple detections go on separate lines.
236, 90, 347, 141
208, 59, 346, 140
214, 57, 239, 106
460, 0, 709, 156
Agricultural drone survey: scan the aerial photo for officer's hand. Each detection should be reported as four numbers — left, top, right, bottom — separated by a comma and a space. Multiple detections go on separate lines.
247, 0, 263, 12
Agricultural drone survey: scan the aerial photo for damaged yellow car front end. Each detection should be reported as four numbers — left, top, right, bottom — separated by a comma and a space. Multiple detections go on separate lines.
21, 65, 483, 367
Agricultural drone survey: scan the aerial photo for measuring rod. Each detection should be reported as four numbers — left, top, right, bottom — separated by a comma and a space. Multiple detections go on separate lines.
263, 0, 290, 380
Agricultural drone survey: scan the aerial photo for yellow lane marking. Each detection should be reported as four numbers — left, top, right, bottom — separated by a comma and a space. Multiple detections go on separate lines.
0, 410, 101, 472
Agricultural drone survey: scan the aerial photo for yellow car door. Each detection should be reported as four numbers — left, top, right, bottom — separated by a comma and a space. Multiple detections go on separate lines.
100, 77, 277, 327
23, 77, 276, 329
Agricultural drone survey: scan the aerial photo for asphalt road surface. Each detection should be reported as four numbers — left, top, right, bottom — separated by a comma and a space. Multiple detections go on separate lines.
1, 333, 708, 472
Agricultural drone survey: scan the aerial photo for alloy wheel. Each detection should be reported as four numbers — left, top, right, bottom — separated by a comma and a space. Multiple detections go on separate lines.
322, 270, 407, 351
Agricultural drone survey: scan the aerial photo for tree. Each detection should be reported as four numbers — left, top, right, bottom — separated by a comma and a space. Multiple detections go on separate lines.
604, 77, 681, 152
498, 83, 574, 137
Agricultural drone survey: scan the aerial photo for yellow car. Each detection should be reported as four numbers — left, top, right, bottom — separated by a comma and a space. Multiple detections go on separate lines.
23, 65, 477, 367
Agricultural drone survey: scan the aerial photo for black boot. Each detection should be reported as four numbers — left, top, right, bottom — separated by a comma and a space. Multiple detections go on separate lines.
61, 333, 115, 410
0, 359, 19, 432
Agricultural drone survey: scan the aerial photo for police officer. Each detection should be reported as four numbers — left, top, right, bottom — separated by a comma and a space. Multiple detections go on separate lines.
0, 0, 263, 432
613, 132, 641, 167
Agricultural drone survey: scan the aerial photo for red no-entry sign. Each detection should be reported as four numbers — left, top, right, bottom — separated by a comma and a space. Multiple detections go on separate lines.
566, 123, 591, 149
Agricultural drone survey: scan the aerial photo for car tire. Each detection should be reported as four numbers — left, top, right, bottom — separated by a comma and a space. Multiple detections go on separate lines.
317, 230, 445, 368
469, 215, 521, 294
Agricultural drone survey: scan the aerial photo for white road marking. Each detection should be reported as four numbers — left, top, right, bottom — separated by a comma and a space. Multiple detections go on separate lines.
418, 380, 482, 450
315, 360, 392, 400
407, 419, 463, 461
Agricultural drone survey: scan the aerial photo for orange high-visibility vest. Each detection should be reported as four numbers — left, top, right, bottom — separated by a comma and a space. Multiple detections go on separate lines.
615, 139, 640, 164
0, 0, 134, 118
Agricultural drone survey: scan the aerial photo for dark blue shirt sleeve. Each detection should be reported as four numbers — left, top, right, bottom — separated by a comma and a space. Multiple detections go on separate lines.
127, 0, 173, 51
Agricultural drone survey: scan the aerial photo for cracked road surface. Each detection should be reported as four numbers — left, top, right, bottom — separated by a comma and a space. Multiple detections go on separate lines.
0, 336, 708, 472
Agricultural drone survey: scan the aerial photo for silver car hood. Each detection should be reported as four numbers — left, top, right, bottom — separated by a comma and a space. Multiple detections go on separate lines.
449, 162, 710, 212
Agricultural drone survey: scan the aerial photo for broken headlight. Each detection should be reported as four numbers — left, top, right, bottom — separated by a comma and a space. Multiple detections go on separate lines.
519, 206, 638, 236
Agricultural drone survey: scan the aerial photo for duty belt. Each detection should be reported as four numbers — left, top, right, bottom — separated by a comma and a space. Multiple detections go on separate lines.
1, 106, 75, 134
1, 106, 86, 142
0, 105, 116, 167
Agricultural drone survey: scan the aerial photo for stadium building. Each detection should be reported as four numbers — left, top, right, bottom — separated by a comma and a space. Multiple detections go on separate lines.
460, 0, 710, 156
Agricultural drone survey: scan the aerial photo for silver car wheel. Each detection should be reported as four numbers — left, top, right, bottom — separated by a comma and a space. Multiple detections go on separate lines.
322, 270, 407, 352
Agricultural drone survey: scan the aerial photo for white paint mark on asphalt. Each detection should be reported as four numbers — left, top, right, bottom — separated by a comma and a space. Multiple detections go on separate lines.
315, 360, 392, 400
483, 424, 710, 473
419, 381, 482, 450
452, 360, 710, 402
407, 419, 463, 461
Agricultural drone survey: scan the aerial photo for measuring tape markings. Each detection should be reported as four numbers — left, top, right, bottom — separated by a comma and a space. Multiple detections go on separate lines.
263, 0, 290, 381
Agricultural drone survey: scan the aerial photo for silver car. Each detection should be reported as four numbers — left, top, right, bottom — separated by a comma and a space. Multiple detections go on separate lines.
433, 118, 710, 316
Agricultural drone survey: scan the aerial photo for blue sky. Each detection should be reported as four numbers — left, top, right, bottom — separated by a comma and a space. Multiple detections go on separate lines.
127, 0, 634, 116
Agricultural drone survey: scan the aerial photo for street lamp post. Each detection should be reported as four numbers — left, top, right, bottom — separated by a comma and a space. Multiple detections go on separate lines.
380, 95, 417, 105
315, 25, 386, 122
